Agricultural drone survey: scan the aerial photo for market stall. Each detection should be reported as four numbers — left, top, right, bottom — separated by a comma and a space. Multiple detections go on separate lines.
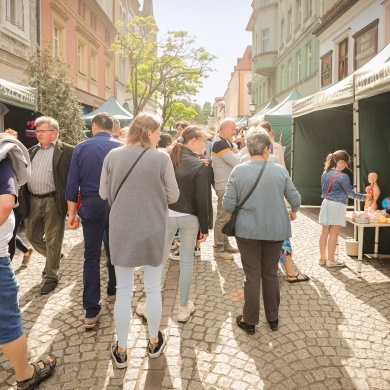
0, 78, 40, 148
83, 96, 133, 127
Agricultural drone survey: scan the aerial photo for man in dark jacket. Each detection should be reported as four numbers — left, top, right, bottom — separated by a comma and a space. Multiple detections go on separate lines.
19, 116, 74, 295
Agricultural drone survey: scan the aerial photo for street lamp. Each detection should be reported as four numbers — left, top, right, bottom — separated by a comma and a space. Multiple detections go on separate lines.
247, 100, 257, 126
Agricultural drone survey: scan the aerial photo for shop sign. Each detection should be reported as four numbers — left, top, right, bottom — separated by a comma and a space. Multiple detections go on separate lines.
354, 19, 379, 70
321, 50, 332, 87
0, 78, 37, 110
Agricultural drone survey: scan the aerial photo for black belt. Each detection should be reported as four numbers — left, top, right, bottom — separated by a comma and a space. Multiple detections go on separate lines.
30, 191, 56, 198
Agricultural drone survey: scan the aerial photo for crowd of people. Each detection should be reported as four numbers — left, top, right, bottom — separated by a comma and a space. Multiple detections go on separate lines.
0, 111, 370, 386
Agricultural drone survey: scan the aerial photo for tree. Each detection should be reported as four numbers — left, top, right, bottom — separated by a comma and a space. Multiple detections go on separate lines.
164, 101, 197, 130
112, 16, 215, 118
194, 102, 212, 125
25, 44, 87, 145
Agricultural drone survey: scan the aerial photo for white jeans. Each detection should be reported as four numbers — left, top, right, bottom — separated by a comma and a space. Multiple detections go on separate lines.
114, 264, 163, 348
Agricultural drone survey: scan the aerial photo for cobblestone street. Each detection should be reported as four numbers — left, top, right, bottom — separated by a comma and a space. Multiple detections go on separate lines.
1, 205, 390, 390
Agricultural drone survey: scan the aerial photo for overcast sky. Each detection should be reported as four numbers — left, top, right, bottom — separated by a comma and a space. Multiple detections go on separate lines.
152, 0, 252, 106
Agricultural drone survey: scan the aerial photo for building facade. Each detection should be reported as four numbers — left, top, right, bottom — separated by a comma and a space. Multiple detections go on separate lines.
223, 45, 252, 120
40, 0, 122, 113
247, 0, 320, 112
0, 0, 38, 83
314, 0, 390, 89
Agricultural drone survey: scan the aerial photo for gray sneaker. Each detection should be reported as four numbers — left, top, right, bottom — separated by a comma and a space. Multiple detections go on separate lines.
214, 251, 234, 260
85, 312, 100, 329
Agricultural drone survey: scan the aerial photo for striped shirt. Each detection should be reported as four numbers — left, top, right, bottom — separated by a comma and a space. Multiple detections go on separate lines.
211, 136, 241, 191
28, 142, 56, 195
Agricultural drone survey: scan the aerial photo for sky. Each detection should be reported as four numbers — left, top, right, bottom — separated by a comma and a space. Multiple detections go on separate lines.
152, 0, 252, 107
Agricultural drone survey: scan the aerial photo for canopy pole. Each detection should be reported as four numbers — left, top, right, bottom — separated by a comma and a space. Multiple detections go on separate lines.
353, 99, 360, 241
290, 118, 294, 180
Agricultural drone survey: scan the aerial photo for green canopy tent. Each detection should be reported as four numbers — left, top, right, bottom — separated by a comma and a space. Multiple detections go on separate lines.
83, 96, 133, 127
248, 97, 278, 127
292, 43, 390, 206
235, 115, 248, 131
292, 43, 390, 254
353, 56, 390, 254
122, 101, 133, 115
254, 89, 302, 172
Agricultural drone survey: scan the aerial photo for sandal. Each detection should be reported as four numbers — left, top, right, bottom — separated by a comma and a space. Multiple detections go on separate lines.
287, 273, 310, 283
16, 355, 56, 390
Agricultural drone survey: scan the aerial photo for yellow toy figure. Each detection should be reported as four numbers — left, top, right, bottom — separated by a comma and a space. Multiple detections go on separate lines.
364, 172, 380, 212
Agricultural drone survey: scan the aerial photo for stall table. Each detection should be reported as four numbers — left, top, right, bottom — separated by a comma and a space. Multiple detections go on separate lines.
346, 212, 390, 277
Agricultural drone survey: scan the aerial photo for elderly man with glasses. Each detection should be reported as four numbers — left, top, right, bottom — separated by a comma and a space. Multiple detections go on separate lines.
19, 116, 74, 295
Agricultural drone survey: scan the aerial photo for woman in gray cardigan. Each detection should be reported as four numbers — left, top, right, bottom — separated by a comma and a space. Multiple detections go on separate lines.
99, 113, 179, 368
223, 128, 301, 334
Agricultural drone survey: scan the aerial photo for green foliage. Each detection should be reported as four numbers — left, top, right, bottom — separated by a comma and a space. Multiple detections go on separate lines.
194, 102, 212, 125
112, 16, 216, 123
25, 44, 87, 145
164, 102, 197, 130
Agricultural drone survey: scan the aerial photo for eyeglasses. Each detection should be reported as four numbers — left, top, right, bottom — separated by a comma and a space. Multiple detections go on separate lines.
35, 130, 55, 134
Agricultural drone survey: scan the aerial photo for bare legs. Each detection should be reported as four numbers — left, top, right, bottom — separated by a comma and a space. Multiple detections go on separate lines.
1, 334, 33, 385
319, 225, 341, 261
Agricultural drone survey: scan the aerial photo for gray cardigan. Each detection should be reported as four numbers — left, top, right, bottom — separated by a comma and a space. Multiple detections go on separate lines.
99, 146, 179, 267
223, 160, 301, 241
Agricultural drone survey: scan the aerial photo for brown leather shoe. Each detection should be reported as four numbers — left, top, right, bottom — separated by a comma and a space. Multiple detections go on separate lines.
21, 248, 33, 267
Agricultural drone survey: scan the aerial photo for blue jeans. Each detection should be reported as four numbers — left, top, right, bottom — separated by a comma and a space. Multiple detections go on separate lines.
114, 264, 163, 348
78, 197, 116, 318
0, 256, 23, 345
163, 215, 199, 305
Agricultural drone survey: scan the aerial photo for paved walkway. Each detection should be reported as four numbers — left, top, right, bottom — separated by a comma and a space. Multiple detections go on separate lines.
1, 206, 390, 390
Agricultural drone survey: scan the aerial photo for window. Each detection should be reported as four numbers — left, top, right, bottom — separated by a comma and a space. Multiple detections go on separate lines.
90, 49, 98, 81
77, 42, 86, 75
288, 60, 292, 85
281, 65, 285, 90
297, 52, 301, 82
262, 82, 266, 101
281, 19, 285, 45
307, 44, 312, 76
306, 0, 312, 16
53, 26, 60, 57
296, 0, 301, 28
288, 9, 292, 37
105, 61, 111, 89
6, 0, 24, 29
78, 0, 86, 19
90, 12, 97, 30
264, 0, 271, 5
262, 29, 269, 52
105, 29, 111, 45
338, 38, 348, 81
4, 0, 29, 40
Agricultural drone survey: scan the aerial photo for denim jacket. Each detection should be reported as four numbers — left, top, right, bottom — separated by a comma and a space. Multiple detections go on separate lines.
321, 169, 366, 205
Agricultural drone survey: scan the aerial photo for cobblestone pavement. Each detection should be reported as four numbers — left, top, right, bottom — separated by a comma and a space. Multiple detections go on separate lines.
1, 205, 390, 390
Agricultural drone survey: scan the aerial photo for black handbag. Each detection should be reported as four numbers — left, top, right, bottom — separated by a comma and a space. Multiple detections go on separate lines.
222, 161, 267, 236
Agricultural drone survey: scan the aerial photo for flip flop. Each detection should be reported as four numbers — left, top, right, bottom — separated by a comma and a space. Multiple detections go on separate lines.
287, 273, 310, 283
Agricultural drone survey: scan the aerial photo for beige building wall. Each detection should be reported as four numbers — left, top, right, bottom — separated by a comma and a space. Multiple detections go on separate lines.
0, 0, 38, 84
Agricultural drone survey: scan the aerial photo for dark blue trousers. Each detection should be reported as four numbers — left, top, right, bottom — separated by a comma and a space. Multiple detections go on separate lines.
78, 196, 116, 318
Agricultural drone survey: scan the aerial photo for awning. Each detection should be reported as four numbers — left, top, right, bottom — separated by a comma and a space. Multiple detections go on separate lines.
249, 97, 279, 126
0, 78, 37, 111
83, 96, 133, 126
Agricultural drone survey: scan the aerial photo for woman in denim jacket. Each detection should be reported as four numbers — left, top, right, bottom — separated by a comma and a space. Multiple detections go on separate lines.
319, 150, 369, 267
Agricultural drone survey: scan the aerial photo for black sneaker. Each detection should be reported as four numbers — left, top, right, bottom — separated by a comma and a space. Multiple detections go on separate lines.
111, 341, 128, 369
148, 331, 167, 358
